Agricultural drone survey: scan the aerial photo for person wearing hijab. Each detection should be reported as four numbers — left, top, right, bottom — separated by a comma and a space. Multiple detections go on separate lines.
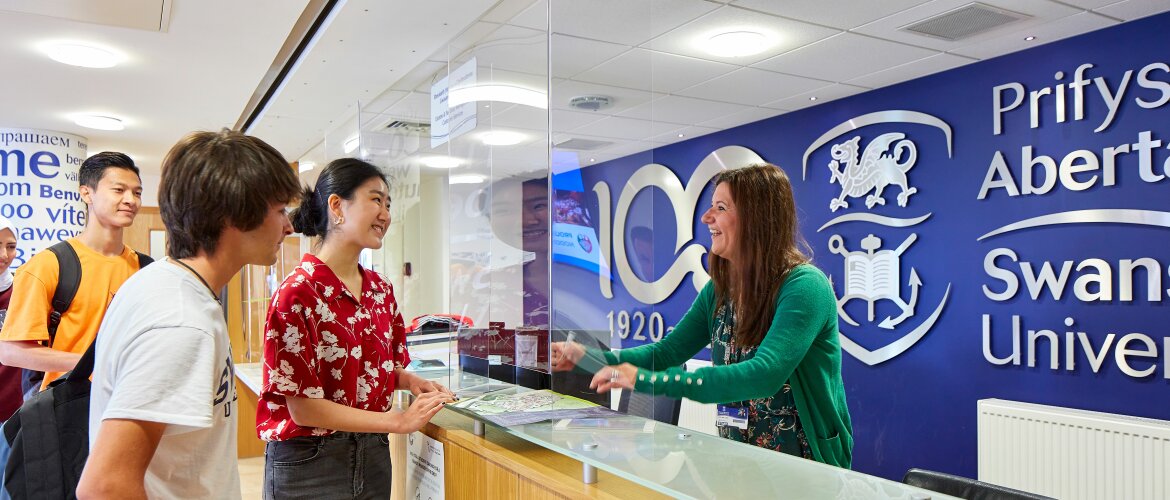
0, 216, 21, 420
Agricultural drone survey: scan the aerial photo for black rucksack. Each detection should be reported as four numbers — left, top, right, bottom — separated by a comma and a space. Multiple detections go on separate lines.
19, 242, 152, 397
1, 339, 97, 499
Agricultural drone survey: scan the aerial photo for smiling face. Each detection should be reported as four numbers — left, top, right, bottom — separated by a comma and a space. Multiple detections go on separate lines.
701, 182, 739, 262
332, 177, 391, 250
80, 167, 142, 229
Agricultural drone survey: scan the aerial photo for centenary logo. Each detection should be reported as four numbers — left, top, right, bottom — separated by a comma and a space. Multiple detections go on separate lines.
594, 146, 766, 304
803, 110, 955, 365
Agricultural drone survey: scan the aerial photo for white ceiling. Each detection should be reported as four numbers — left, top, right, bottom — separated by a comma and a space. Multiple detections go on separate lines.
0, 0, 307, 171
4, 0, 1169, 180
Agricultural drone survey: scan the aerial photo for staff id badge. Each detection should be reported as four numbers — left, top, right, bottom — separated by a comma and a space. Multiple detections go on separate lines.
715, 404, 748, 430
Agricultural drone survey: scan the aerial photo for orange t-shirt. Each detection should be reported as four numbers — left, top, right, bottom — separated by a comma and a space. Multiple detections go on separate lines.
0, 238, 142, 388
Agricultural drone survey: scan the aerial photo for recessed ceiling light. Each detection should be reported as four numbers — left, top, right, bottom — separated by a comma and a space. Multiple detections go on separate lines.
589, 158, 596, 163
481, 130, 526, 146
73, 114, 124, 131
677, 133, 685, 138
809, 96, 818, 101
420, 155, 461, 169
298, 161, 316, 173
46, 42, 123, 68
1024, 35, 1037, 41
703, 31, 771, 57
450, 173, 486, 184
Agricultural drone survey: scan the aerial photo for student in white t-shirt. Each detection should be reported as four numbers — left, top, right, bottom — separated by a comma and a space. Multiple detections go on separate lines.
77, 129, 302, 500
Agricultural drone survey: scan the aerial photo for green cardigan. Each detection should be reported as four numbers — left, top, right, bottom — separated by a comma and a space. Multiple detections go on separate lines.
600, 264, 853, 468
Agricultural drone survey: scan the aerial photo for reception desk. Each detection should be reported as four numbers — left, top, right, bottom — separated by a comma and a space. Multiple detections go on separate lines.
237, 361, 949, 498
404, 370, 953, 499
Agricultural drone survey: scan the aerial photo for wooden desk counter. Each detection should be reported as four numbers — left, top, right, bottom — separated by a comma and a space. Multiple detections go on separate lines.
414, 410, 669, 500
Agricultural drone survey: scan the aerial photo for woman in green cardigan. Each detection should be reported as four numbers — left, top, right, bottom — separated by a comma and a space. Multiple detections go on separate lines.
554, 164, 853, 468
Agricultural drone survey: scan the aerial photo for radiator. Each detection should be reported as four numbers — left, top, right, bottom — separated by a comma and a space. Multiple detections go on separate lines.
978, 399, 1170, 500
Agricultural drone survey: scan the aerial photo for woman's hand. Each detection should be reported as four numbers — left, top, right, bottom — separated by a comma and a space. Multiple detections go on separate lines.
410, 378, 456, 398
392, 391, 454, 434
589, 363, 637, 393
550, 341, 585, 372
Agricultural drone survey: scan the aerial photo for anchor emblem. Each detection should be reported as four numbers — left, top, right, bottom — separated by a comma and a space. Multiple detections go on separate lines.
828, 233, 920, 330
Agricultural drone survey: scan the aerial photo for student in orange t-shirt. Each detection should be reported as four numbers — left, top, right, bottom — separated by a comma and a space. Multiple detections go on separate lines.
0, 152, 147, 394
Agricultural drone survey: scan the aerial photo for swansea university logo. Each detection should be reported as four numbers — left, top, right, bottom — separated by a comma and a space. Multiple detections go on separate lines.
804, 111, 954, 365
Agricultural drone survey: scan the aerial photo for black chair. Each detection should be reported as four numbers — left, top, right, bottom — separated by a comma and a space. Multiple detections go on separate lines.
617, 388, 682, 425
902, 468, 1055, 500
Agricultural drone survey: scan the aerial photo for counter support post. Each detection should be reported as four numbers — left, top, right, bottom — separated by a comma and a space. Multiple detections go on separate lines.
582, 463, 597, 484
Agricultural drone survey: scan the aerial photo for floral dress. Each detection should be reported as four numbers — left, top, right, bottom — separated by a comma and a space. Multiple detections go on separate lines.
712, 304, 812, 459
257, 254, 411, 441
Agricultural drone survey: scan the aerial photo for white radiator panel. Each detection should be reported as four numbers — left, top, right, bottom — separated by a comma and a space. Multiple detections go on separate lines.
978, 399, 1170, 500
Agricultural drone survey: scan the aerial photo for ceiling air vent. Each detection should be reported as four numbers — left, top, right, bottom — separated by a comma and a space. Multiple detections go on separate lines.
383, 120, 430, 134
901, 3, 1028, 42
554, 138, 612, 151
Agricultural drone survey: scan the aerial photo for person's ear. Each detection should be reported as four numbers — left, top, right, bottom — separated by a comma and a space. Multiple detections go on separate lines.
327, 193, 344, 221
79, 184, 94, 206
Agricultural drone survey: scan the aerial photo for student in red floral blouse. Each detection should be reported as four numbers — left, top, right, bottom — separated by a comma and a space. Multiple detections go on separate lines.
257, 158, 454, 499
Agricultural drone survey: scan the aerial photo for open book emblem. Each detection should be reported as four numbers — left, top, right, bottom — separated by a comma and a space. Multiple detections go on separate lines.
829, 233, 920, 330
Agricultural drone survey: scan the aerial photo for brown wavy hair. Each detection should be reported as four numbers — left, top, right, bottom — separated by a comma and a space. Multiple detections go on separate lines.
708, 164, 811, 347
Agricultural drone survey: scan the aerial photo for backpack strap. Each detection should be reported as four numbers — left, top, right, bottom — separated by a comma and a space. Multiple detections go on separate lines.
45, 242, 81, 346
135, 251, 154, 268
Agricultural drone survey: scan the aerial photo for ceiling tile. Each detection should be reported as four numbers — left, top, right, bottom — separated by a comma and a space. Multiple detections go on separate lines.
551, 79, 656, 114
574, 48, 738, 93
645, 5, 841, 66
572, 115, 689, 141
731, 0, 929, 30
754, 32, 939, 82
676, 67, 830, 106
548, 109, 608, 131
762, 82, 870, 111
551, 34, 630, 78
481, 0, 540, 23
1094, 0, 1170, 21
697, 106, 784, 129
618, 94, 754, 124
1060, 0, 1126, 9
949, 11, 1117, 60
510, 0, 718, 46
646, 124, 720, 144
462, 24, 547, 75
852, 0, 1083, 51
845, 52, 975, 89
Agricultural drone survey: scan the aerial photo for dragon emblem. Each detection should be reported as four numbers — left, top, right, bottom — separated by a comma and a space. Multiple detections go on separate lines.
828, 133, 918, 212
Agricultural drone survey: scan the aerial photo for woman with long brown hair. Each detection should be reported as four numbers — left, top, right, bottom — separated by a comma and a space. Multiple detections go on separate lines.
555, 164, 853, 467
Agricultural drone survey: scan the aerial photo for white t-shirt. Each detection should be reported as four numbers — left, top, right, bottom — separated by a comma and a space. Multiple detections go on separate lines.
89, 259, 240, 499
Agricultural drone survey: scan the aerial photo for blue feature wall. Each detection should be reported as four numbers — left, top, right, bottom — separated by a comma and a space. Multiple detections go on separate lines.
550, 12, 1170, 480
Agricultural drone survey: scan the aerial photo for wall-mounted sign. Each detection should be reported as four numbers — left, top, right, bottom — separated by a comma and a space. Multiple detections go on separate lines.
553, 12, 1170, 480
0, 128, 87, 268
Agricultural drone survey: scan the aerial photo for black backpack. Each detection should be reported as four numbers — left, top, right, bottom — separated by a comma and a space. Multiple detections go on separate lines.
1, 339, 97, 499
19, 242, 152, 397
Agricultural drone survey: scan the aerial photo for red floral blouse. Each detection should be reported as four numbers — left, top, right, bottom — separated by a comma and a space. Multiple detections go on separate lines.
256, 254, 410, 441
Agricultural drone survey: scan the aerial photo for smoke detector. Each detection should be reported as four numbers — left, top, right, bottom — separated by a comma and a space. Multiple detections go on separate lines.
569, 95, 613, 111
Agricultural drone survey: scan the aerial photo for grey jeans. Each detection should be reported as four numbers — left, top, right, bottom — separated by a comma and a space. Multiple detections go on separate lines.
263, 432, 392, 500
